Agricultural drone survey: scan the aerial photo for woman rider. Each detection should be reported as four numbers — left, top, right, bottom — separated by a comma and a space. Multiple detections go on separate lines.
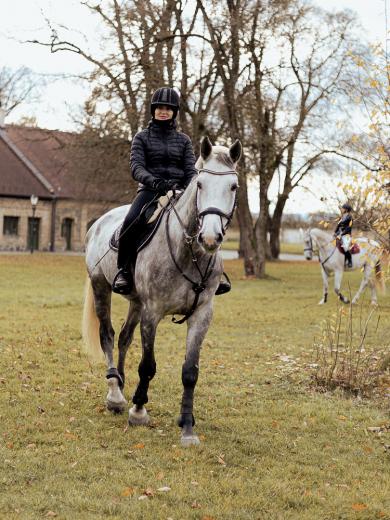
334, 202, 353, 268
113, 87, 230, 295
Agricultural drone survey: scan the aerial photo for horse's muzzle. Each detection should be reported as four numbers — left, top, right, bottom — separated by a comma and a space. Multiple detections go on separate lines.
198, 232, 223, 253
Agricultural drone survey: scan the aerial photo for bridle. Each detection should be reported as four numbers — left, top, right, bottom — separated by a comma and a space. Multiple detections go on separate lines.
165, 167, 238, 324
196, 168, 238, 234
304, 231, 336, 270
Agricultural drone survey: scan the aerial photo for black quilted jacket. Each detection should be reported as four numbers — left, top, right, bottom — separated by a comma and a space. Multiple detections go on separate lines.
130, 120, 197, 190
335, 213, 352, 236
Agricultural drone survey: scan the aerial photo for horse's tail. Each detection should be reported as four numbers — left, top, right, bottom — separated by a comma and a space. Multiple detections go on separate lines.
82, 276, 104, 362
375, 260, 386, 294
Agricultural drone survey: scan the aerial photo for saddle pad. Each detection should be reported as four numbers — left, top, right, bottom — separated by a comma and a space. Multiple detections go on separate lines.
336, 239, 360, 255
109, 190, 179, 253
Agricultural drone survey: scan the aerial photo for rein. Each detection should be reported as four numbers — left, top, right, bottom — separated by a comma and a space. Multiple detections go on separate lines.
305, 232, 336, 270
165, 167, 237, 324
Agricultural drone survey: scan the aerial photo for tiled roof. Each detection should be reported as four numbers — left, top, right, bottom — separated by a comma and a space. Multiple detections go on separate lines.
0, 134, 51, 198
0, 125, 135, 202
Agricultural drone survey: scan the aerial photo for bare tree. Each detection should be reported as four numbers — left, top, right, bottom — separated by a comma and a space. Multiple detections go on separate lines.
0, 66, 40, 114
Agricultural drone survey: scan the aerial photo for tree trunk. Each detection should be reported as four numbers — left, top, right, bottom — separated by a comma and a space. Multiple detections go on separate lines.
269, 193, 288, 259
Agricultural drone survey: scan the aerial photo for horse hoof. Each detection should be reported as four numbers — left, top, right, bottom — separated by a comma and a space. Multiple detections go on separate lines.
371, 301, 378, 307
181, 435, 200, 447
128, 405, 150, 426
106, 398, 127, 414
106, 377, 127, 413
318, 300, 324, 305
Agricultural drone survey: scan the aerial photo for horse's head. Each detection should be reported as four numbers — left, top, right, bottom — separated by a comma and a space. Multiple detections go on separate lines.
303, 228, 314, 260
195, 136, 242, 253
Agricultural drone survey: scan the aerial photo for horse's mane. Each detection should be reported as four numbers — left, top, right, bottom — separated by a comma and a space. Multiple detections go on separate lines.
311, 227, 332, 242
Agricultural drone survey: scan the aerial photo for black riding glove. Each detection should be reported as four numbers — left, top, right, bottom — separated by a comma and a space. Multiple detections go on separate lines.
153, 179, 179, 194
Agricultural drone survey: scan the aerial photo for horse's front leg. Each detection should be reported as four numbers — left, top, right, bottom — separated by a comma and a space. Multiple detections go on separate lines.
334, 269, 349, 304
319, 266, 329, 305
128, 308, 159, 426
178, 302, 213, 447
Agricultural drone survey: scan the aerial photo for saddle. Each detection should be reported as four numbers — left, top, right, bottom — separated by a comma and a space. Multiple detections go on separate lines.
109, 190, 178, 254
336, 238, 360, 255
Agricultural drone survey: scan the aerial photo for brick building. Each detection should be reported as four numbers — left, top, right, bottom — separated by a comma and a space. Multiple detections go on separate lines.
0, 114, 134, 252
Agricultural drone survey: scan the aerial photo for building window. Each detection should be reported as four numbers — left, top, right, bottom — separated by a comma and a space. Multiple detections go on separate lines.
3, 216, 19, 236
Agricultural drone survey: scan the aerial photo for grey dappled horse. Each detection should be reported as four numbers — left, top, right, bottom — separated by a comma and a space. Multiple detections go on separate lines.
82, 136, 241, 447
303, 228, 384, 305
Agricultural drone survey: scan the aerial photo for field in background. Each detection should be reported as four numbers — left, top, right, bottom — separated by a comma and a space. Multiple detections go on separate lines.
222, 240, 303, 256
0, 254, 389, 519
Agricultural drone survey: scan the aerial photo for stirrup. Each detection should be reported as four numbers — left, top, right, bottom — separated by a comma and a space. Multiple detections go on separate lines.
215, 272, 231, 295
112, 269, 132, 295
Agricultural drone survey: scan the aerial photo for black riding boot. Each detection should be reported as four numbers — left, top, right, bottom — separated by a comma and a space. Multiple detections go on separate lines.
215, 272, 231, 295
112, 268, 133, 295
345, 251, 352, 268
112, 189, 157, 295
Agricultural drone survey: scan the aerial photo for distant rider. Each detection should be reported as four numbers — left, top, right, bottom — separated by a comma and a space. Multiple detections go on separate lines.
334, 203, 353, 268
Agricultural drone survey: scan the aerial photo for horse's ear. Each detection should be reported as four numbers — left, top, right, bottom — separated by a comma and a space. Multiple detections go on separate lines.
200, 136, 213, 160
229, 139, 242, 163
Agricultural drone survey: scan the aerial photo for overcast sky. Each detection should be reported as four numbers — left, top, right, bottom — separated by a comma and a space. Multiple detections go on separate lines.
1, 0, 388, 213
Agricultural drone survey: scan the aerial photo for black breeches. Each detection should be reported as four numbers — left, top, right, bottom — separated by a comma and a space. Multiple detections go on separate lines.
117, 190, 158, 270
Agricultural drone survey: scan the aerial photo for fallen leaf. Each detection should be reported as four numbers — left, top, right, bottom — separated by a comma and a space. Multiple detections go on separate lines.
143, 487, 154, 497
192, 501, 201, 509
64, 432, 78, 441
367, 426, 382, 432
352, 503, 368, 511
138, 495, 148, 501
217, 454, 226, 465
45, 512, 57, 518
156, 472, 164, 480
26, 443, 36, 449
202, 516, 215, 520
157, 486, 171, 492
338, 415, 347, 421
132, 443, 145, 450
6, 442, 14, 449
363, 446, 373, 454
121, 486, 135, 497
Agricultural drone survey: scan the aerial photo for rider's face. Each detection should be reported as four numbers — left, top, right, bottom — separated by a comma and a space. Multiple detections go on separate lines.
154, 105, 174, 120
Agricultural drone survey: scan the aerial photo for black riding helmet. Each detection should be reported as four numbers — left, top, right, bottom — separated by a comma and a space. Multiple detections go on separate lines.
341, 203, 353, 212
150, 87, 180, 119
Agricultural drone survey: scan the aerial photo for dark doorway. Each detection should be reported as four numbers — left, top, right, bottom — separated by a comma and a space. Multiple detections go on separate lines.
27, 217, 40, 251
61, 218, 73, 251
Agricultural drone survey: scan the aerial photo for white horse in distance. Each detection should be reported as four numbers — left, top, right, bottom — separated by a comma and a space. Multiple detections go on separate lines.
303, 228, 384, 305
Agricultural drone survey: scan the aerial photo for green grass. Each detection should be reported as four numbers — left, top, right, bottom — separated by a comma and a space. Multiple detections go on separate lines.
222, 241, 303, 255
0, 254, 389, 519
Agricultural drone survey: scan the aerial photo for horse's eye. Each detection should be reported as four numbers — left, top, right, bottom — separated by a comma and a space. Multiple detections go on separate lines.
231, 183, 238, 191
197, 181, 202, 189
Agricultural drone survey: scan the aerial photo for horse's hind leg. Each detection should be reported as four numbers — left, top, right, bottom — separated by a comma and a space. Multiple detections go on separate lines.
91, 275, 126, 413
179, 303, 213, 447
117, 301, 141, 386
128, 308, 159, 426
352, 265, 373, 305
